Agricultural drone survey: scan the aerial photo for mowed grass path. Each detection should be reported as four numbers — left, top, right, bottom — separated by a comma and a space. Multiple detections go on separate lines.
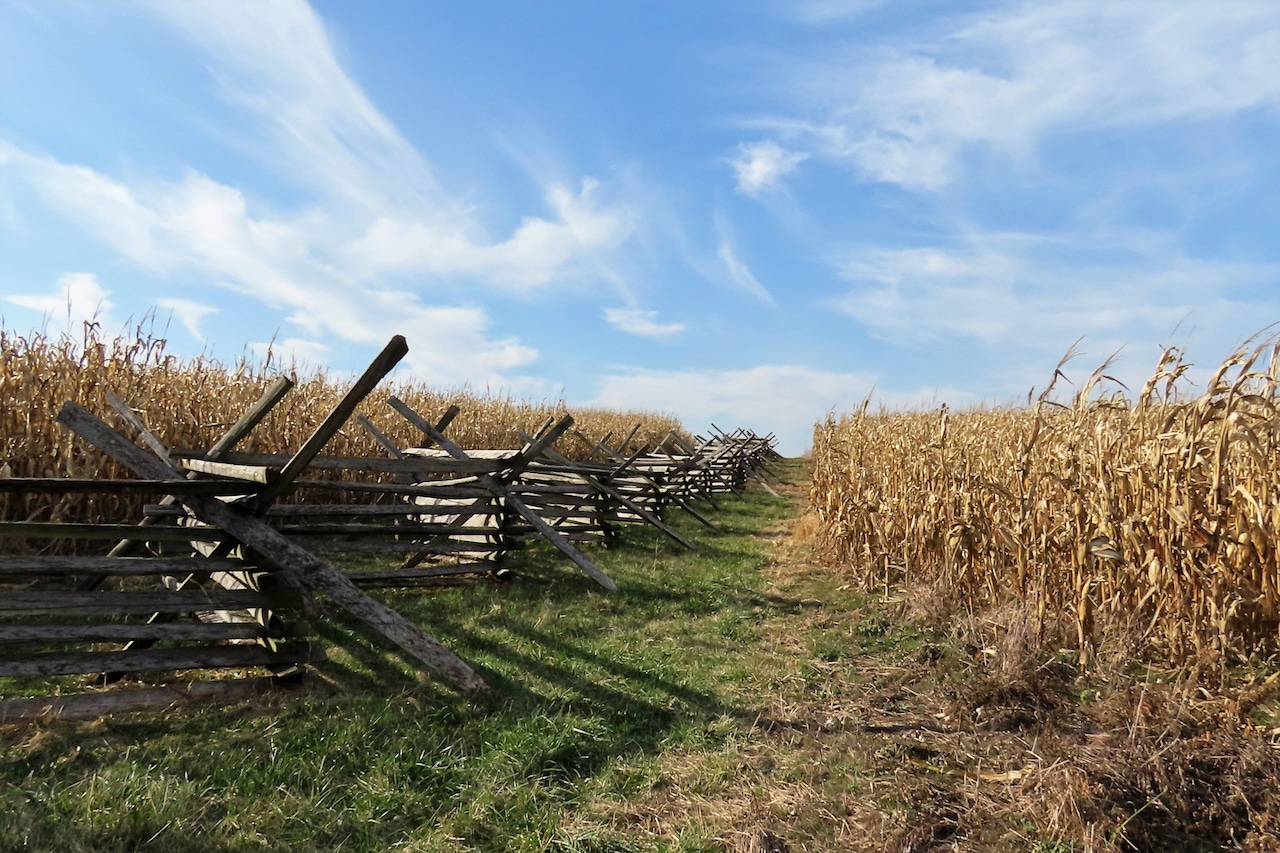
2, 460, 907, 852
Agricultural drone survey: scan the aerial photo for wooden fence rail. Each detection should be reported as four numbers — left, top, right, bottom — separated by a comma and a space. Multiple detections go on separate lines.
1, 335, 780, 720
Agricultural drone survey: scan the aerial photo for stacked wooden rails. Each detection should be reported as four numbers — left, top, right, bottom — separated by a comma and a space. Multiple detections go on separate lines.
0, 336, 781, 718
624, 426, 783, 505
0, 478, 324, 693
1, 338, 491, 718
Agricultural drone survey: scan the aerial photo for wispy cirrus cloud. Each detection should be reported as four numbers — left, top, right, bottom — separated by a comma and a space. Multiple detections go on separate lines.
0, 0, 640, 382
157, 297, 218, 340
132, 0, 636, 292
712, 211, 774, 305
603, 307, 685, 339
717, 239, 773, 306
832, 238, 1280, 391
728, 140, 808, 195
756, 1, 1280, 190
135, 0, 443, 214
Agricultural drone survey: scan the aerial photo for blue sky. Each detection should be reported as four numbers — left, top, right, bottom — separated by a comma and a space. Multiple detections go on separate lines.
3, 0, 1279, 455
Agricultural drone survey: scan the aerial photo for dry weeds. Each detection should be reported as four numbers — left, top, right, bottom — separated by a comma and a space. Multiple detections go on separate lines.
809, 332, 1280, 676
597, 464, 1280, 851
0, 324, 684, 531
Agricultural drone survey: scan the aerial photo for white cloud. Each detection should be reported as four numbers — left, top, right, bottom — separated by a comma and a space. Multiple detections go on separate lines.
6, 272, 117, 336
2, 1, 652, 397
767, 1, 1280, 189
712, 211, 775, 305
135, 0, 444, 214
603, 307, 685, 338
833, 241, 1279, 371
247, 337, 332, 373
728, 140, 808, 195
341, 178, 635, 291
157, 298, 217, 340
590, 363, 974, 456
130, 0, 637, 294
836, 246, 1022, 342
0, 140, 170, 269
717, 240, 774, 306
0, 143, 542, 385
387, 303, 539, 385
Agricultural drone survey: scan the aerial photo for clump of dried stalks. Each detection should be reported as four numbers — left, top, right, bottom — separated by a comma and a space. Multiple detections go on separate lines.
809, 333, 1280, 674
0, 325, 684, 527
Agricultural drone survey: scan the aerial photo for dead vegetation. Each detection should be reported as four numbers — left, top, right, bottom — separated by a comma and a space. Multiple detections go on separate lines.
808, 332, 1280, 676
0, 324, 684, 529
793, 330, 1280, 850
583, 450, 1280, 851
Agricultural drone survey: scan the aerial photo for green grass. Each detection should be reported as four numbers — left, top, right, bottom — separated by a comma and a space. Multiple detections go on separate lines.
3, 460, 890, 853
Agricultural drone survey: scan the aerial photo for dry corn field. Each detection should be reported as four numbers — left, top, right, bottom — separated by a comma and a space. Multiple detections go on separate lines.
0, 326, 684, 528
809, 336, 1280, 673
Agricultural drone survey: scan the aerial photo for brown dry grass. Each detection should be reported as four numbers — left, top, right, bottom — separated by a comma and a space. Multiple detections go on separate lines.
753, 471, 1280, 851
808, 332, 1280, 676
577, 459, 1280, 852
794, 338, 1280, 850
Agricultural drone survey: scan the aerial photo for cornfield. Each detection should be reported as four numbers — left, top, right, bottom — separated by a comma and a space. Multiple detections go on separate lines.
1, 325, 684, 527
809, 334, 1280, 672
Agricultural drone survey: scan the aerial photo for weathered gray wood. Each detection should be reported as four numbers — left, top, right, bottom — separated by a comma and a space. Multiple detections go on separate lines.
360, 404, 460, 457
571, 429, 610, 462
0, 622, 294, 643
0, 478, 264, 495
293, 480, 497, 499
347, 563, 501, 585
297, 539, 504, 555
144, 503, 457, 518
618, 422, 643, 453
252, 335, 408, 510
276, 503, 499, 518
0, 521, 225, 542
90, 389, 284, 670
0, 556, 246, 575
358, 404, 462, 493
573, 434, 718, 530
273, 522, 507, 537
356, 415, 417, 484
56, 401, 489, 695
388, 398, 617, 592
172, 452, 504, 475
403, 448, 519, 461
517, 432, 697, 551
77, 377, 294, 591
0, 588, 295, 617
368, 406, 519, 573
105, 389, 175, 465
0, 675, 296, 722
209, 375, 297, 456
0, 641, 325, 677
180, 458, 278, 483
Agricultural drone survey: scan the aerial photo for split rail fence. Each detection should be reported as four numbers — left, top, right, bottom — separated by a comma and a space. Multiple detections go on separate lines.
0, 336, 779, 720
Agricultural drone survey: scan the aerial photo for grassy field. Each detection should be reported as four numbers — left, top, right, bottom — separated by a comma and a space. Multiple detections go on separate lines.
2, 463, 806, 852
4, 461, 1280, 852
